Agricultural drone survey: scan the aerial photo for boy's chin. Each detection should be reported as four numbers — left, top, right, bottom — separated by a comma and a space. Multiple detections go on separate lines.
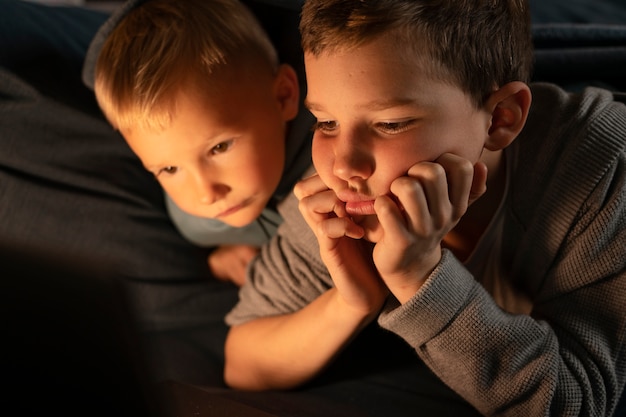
218, 207, 263, 228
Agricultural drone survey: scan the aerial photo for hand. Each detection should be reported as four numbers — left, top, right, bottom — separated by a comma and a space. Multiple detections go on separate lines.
208, 244, 259, 287
295, 175, 388, 317
372, 153, 487, 303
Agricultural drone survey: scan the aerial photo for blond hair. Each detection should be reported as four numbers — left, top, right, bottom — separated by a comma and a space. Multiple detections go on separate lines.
95, 0, 278, 131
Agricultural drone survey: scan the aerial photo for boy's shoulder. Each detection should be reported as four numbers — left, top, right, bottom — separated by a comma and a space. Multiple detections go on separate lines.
519, 83, 626, 183
525, 83, 626, 150
509, 82, 625, 229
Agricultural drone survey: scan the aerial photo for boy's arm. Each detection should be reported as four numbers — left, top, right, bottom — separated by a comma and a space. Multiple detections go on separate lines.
224, 286, 374, 390
224, 178, 387, 390
226, 155, 482, 390
222, 189, 371, 389
377, 86, 626, 415
381, 238, 625, 416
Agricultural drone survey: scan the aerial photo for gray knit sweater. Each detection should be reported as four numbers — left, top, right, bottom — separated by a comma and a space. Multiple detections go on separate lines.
226, 83, 626, 416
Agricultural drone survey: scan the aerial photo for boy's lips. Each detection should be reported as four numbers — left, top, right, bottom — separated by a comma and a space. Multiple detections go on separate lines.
215, 198, 252, 218
345, 200, 376, 216
337, 190, 377, 216
216, 204, 244, 218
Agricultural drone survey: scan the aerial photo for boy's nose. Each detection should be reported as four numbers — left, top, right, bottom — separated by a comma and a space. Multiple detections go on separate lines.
199, 183, 230, 205
332, 132, 373, 181
193, 171, 229, 204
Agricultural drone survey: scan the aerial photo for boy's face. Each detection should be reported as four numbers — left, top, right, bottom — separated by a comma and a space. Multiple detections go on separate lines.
304, 34, 492, 235
121, 67, 297, 227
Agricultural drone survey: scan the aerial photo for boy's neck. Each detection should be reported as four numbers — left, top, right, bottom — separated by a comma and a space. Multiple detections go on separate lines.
443, 149, 506, 262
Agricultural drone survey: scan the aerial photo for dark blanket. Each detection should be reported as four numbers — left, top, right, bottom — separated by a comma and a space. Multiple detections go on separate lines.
0, 0, 237, 388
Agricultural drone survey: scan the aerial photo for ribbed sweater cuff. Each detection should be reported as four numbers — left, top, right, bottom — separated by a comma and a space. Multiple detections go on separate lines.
378, 249, 479, 347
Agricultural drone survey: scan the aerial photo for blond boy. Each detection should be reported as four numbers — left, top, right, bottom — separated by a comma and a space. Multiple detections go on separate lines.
92, 0, 312, 285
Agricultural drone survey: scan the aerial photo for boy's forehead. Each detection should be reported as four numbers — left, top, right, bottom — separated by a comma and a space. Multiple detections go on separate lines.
304, 33, 437, 79
304, 45, 470, 115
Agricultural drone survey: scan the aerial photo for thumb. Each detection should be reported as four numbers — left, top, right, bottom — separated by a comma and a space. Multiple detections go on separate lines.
469, 161, 488, 206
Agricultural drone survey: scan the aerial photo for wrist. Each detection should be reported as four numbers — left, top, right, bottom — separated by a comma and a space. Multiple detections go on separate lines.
331, 287, 382, 329
386, 249, 441, 304
390, 280, 425, 305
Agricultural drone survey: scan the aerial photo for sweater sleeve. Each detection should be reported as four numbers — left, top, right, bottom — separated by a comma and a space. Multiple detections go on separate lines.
379, 250, 563, 416
379, 107, 626, 416
225, 189, 333, 326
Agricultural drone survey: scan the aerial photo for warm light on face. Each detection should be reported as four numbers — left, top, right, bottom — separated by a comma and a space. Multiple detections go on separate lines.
122, 71, 290, 227
304, 35, 491, 238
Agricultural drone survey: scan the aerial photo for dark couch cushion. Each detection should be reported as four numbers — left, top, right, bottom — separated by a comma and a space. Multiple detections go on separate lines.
0, 0, 242, 336
0, 0, 247, 386
530, 0, 626, 91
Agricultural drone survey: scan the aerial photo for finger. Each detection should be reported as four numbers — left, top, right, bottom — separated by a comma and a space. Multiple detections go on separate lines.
298, 188, 348, 222
469, 161, 488, 206
435, 153, 474, 220
319, 217, 364, 240
388, 175, 431, 236
294, 173, 326, 200
374, 195, 412, 247
405, 162, 451, 229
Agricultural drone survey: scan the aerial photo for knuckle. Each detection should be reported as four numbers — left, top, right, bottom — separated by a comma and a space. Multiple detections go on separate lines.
392, 177, 422, 198
456, 159, 474, 177
409, 162, 446, 181
293, 181, 306, 200
320, 218, 337, 237
297, 196, 310, 212
429, 162, 447, 178
375, 198, 394, 217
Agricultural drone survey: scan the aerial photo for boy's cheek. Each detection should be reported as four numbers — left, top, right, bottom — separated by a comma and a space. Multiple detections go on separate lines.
311, 145, 336, 176
314, 169, 339, 193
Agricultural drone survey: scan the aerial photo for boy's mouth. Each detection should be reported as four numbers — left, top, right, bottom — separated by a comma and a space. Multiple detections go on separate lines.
337, 190, 377, 216
215, 197, 253, 219
345, 200, 376, 216
216, 204, 244, 218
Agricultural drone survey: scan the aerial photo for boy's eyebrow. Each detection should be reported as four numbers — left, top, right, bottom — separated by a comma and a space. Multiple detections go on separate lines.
304, 97, 420, 112
357, 98, 420, 111
303, 98, 322, 112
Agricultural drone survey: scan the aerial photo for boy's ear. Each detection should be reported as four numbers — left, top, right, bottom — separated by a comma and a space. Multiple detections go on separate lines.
273, 64, 300, 121
484, 81, 532, 151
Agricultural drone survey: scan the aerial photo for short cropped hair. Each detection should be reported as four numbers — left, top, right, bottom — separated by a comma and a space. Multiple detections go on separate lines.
95, 0, 278, 131
300, 0, 533, 107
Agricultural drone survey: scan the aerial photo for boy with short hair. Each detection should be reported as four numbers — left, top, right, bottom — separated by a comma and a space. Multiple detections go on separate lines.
224, 0, 626, 415
92, 0, 313, 286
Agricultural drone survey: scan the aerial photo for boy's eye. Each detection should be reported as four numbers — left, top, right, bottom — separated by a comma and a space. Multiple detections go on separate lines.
157, 166, 178, 176
210, 140, 234, 155
312, 120, 338, 133
376, 121, 414, 134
